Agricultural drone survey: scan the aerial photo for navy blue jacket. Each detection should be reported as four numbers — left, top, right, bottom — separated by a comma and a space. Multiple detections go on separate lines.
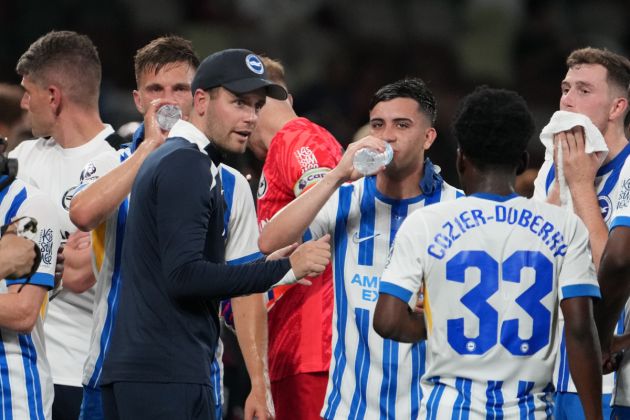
101, 137, 290, 386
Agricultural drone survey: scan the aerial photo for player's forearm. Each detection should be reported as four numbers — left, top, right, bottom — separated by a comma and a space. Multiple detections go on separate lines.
569, 184, 608, 270
0, 285, 47, 333
232, 294, 271, 392
594, 227, 630, 350
562, 297, 603, 420
70, 139, 160, 231
565, 331, 602, 420
259, 171, 343, 254
60, 246, 96, 293
373, 294, 426, 342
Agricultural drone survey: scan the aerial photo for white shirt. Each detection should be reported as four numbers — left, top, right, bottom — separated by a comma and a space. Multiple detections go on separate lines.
9, 126, 115, 387
532, 143, 630, 394
308, 175, 461, 420
0, 177, 61, 419
381, 194, 599, 419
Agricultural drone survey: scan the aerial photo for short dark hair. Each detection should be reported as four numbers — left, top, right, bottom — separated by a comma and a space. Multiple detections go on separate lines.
368, 78, 437, 125
134, 36, 199, 85
453, 86, 534, 170
567, 47, 630, 99
16, 30, 101, 108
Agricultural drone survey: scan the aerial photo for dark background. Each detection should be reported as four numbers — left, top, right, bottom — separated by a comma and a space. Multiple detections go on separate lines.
2, 1, 628, 417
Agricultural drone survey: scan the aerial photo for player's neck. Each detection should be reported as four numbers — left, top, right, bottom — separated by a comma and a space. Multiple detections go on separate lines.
465, 172, 517, 197
602, 125, 629, 164
376, 164, 423, 199
52, 108, 105, 149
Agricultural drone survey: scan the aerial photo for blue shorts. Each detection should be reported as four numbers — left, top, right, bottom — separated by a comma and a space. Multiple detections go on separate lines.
611, 405, 630, 420
79, 386, 103, 420
554, 392, 612, 420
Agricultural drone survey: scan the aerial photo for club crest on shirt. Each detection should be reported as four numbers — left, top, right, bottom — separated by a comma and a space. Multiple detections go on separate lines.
61, 185, 79, 211
598, 195, 612, 222
79, 162, 97, 182
257, 172, 268, 199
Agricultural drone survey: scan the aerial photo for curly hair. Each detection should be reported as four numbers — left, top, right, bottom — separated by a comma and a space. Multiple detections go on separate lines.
452, 86, 534, 170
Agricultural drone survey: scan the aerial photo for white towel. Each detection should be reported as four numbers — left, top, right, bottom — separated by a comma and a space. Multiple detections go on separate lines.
539, 111, 608, 208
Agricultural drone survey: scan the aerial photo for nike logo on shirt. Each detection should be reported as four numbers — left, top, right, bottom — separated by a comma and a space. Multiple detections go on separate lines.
352, 232, 381, 244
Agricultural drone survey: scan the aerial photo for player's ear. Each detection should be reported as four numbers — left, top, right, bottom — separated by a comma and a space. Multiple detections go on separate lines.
515, 151, 529, 176
456, 148, 465, 176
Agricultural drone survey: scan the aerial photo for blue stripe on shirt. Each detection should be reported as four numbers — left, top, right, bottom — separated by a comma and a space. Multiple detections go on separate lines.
4, 187, 26, 224
411, 341, 425, 419
517, 381, 535, 420
378, 281, 413, 304
88, 198, 128, 389
556, 327, 569, 392
611, 216, 630, 230
323, 185, 353, 419
426, 377, 446, 420
0, 331, 12, 420
485, 380, 504, 420
379, 338, 399, 419
561, 284, 601, 299
358, 178, 376, 266
452, 377, 471, 420
348, 308, 370, 420
19, 334, 44, 420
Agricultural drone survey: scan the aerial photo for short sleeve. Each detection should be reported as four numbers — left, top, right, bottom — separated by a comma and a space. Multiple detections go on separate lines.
557, 214, 600, 301
73, 149, 126, 196
222, 167, 262, 264
284, 131, 341, 199
379, 211, 427, 309
6, 189, 60, 288
532, 159, 554, 202
306, 185, 343, 241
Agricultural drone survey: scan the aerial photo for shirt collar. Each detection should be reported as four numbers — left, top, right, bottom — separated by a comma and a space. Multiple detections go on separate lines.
168, 119, 211, 154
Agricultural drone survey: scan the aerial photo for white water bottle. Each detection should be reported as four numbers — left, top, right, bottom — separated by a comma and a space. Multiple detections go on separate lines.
353, 142, 393, 175
156, 104, 182, 131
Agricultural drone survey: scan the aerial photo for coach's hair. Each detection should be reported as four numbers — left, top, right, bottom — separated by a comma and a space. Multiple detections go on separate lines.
259, 56, 287, 90
16, 30, 101, 108
134, 36, 199, 85
369, 78, 437, 125
567, 47, 630, 99
453, 86, 534, 170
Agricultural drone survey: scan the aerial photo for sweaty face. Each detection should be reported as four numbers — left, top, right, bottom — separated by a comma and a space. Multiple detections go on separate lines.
560, 63, 617, 134
133, 62, 195, 119
369, 97, 435, 176
204, 87, 266, 154
20, 75, 55, 138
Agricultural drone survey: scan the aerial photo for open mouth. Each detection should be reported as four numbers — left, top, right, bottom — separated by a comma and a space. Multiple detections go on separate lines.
234, 130, 251, 140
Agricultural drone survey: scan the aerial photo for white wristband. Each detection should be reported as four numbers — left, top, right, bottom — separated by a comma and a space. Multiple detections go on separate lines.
273, 268, 296, 287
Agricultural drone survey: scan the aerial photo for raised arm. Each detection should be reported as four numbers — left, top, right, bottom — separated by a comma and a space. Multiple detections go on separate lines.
259, 136, 386, 254
557, 128, 608, 269
70, 100, 169, 231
